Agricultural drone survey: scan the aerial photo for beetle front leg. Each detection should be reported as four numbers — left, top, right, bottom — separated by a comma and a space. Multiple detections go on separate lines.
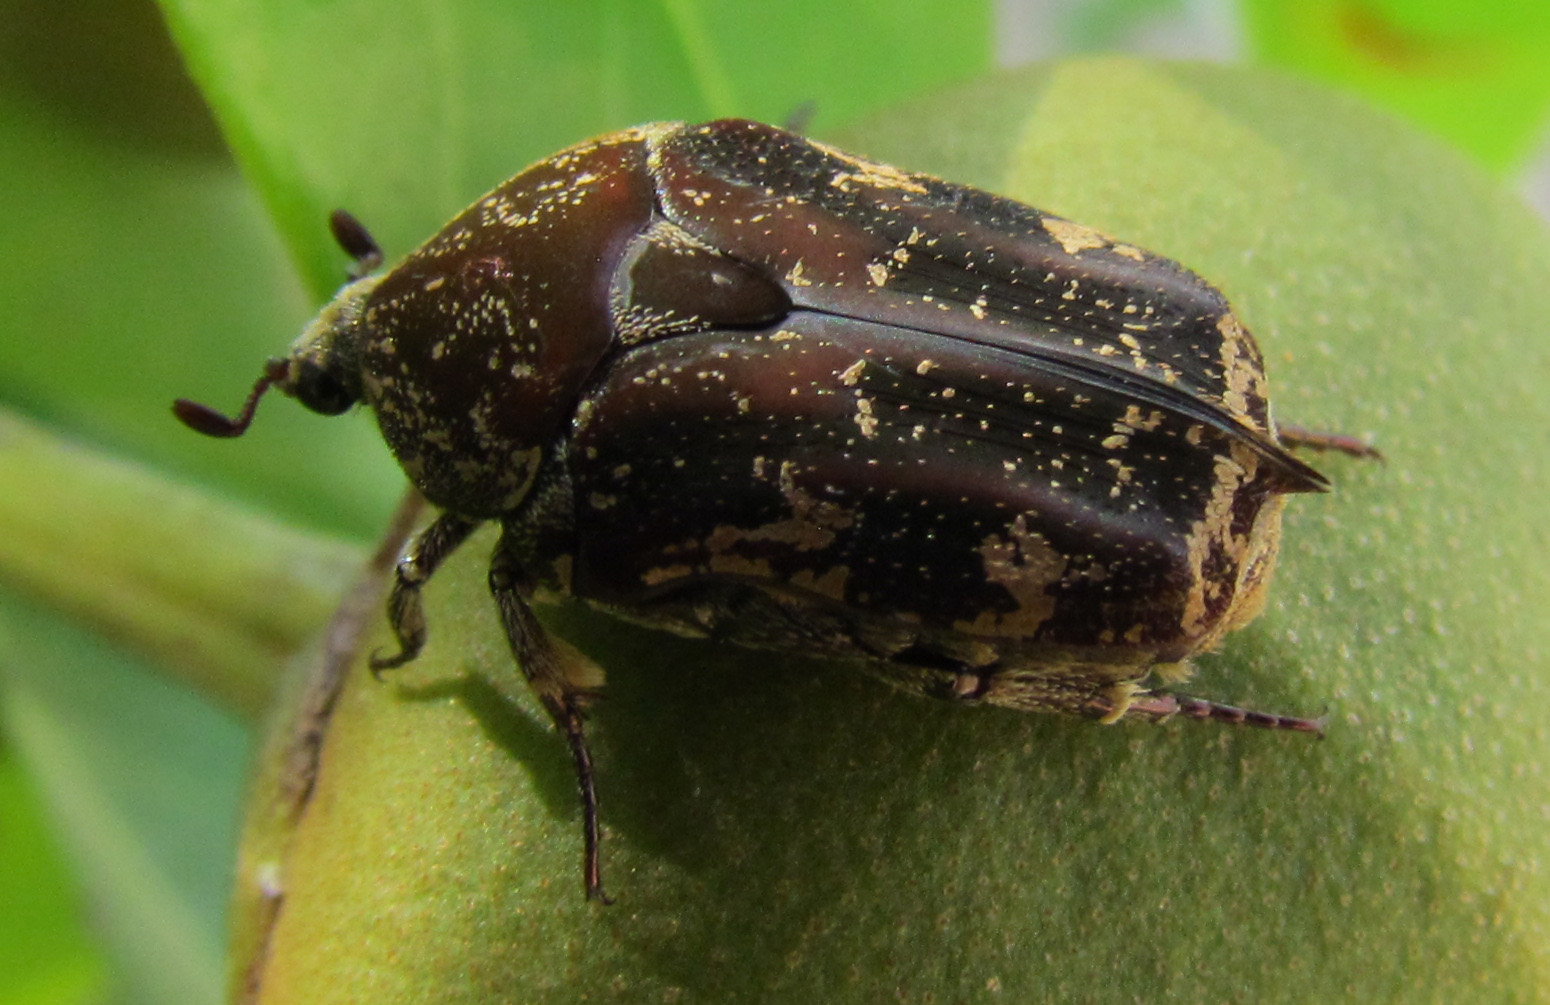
370, 513, 480, 677
488, 543, 612, 904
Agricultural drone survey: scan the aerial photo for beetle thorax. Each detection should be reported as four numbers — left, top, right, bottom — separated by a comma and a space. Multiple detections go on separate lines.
343, 131, 659, 518
351, 269, 552, 518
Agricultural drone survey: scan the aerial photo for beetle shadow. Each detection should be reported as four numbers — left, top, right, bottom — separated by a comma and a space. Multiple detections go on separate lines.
384, 602, 1334, 999
385, 672, 592, 828
382, 606, 989, 990
531, 604, 1113, 994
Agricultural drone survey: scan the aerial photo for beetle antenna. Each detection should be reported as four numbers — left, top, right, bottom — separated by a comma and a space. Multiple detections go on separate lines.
329, 208, 383, 279
173, 358, 289, 438
781, 100, 817, 134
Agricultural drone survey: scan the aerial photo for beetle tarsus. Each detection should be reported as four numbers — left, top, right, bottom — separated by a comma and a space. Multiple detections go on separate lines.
371, 513, 479, 677
562, 708, 612, 904
367, 647, 411, 680
1109, 691, 1327, 736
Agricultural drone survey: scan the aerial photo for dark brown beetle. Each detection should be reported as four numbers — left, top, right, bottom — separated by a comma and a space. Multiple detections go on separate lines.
177, 119, 1376, 902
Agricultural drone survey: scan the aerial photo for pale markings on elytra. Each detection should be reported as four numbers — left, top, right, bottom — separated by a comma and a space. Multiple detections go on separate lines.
1118, 405, 1165, 432
1180, 441, 1262, 640
854, 396, 879, 438
807, 140, 931, 196
787, 564, 850, 601
1217, 313, 1268, 427
956, 513, 1064, 638
706, 550, 776, 580
1041, 217, 1111, 256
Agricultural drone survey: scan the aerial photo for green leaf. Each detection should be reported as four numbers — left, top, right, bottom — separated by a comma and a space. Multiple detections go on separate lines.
0, 597, 249, 1005
158, 0, 994, 299
1242, 0, 1550, 172
228, 60, 1550, 1001
0, 748, 107, 1005
0, 3, 403, 541
0, 3, 389, 999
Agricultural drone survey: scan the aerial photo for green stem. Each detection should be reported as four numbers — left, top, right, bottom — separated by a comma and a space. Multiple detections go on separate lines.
0, 409, 363, 719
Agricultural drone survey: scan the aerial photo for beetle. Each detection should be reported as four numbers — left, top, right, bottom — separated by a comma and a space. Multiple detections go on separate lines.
176, 118, 1376, 903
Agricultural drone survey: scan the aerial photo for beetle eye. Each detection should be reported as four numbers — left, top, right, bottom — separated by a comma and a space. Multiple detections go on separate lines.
293, 360, 356, 416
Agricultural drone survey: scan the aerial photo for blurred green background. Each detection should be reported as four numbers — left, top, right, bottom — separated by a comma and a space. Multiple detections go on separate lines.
3, 0, 1549, 1001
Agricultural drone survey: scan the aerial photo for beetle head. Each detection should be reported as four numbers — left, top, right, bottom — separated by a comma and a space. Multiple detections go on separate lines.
173, 212, 383, 437
276, 272, 378, 416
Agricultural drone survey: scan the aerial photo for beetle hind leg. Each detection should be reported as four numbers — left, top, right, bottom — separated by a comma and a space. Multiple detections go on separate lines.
1099, 690, 1327, 736
488, 543, 612, 904
1276, 423, 1383, 461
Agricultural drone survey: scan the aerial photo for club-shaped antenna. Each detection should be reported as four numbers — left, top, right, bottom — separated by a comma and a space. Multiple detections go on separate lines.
172, 357, 289, 438
330, 208, 383, 278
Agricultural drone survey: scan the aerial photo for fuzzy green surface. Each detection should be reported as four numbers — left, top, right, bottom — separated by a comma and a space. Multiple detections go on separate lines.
230, 60, 1549, 1002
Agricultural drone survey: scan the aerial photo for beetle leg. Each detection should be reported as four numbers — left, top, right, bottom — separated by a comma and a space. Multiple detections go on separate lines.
1095, 690, 1327, 736
1276, 423, 1383, 461
948, 669, 995, 702
488, 544, 612, 905
370, 513, 480, 677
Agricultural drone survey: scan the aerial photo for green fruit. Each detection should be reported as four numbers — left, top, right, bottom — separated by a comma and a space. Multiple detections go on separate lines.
231, 60, 1550, 1002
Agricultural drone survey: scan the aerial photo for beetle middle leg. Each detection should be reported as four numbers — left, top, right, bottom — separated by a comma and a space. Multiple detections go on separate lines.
488, 541, 612, 904
370, 513, 480, 676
